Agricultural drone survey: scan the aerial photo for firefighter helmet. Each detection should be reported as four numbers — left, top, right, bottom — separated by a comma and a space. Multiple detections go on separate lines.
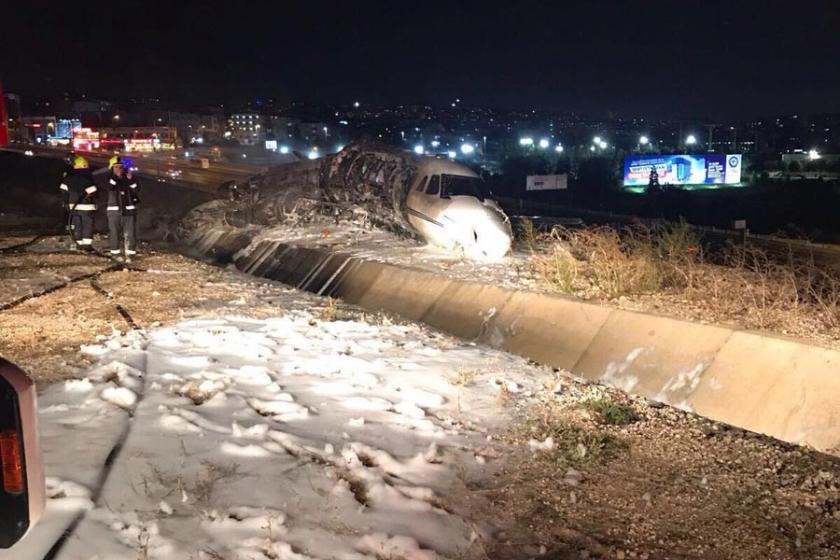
109, 155, 122, 169
72, 155, 89, 169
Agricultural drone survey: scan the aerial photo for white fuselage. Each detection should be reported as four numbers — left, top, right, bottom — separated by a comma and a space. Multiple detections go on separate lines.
405, 159, 512, 261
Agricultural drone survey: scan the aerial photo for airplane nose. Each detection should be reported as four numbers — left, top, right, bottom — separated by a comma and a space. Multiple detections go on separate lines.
461, 207, 512, 261
439, 199, 513, 261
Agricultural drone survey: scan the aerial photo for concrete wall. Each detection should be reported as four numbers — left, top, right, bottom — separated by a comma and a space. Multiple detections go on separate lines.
194, 227, 840, 454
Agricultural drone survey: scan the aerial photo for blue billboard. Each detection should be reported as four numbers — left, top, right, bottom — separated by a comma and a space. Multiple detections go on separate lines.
623, 154, 742, 187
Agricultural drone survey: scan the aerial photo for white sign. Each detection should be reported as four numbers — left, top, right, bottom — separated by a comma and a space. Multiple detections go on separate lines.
526, 174, 567, 191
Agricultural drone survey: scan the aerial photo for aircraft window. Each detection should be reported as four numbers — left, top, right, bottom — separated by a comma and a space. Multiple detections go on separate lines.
415, 176, 429, 192
426, 175, 441, 196
440, 174, 485, 200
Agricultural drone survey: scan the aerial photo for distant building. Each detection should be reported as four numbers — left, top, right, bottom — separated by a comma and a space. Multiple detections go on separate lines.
21, 116, 56, 144
4, 93, 24, 143
97, 126, 178, 151
268, 116, 298, 141
199, 113, 223, 141
297, 122, 329, 145
167, 112, 201, 144
782, 152, 840, 166
227, 113, 265, 144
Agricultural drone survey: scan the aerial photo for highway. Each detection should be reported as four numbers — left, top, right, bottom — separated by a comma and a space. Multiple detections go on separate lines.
2, 144, 262, 193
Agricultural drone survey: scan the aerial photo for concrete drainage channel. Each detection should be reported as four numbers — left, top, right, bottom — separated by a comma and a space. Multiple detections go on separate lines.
188, 226, 840, 455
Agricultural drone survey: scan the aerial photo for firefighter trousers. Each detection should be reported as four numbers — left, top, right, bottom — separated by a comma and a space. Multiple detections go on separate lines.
107, 211, 137, 256
70, 211, 95, 247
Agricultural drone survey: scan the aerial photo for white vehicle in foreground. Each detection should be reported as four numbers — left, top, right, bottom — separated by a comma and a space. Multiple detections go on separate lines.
0, 359, 44, 549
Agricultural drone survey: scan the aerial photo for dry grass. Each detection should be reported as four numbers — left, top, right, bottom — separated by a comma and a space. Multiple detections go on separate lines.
517, 217, 540, 253
143, 460, 242, 507
450, 368, 477, 387
528, 222, 840, 344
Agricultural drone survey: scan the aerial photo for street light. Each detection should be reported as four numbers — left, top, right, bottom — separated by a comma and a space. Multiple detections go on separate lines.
413, 144, 424, 155
431, 140, 441, 148
353, 101, 360, 108
538, 138, 550, 149
279, 145, 290, 154
519, 137, 534, 146
460, 143, 474, 155
808, 149, 820, 160
593, 136, 602, 145
555, 144, 564, 153
686, 134, 697, 146
598, 140, 608, 149
639, 135, 650, 145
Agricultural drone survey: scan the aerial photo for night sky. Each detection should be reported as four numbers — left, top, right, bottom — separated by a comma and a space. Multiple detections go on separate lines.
3, 0, 839, 118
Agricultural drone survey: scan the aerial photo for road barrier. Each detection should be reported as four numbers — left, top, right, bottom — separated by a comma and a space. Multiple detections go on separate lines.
189, 226, 840, 455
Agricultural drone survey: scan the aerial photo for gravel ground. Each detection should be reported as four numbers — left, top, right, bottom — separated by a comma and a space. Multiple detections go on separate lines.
457, 379, 840, 560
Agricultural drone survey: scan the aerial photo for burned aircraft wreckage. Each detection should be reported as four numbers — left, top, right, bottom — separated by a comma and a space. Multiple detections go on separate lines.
180, 142, 513, 260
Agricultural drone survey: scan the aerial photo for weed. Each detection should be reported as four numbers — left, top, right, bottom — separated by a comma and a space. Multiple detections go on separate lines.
144, 460, 241, 507
316, 297, 340, 321
496, 380, 513, 404
518, 217, 539, 253
520, 403, 630, 465
451, 369, 477, 386
531, 245, 578, 293
584, 397, 640, 426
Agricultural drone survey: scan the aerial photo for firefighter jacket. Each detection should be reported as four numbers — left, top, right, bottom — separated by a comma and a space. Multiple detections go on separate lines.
106, 172, 140, 216
59, 169, 98, 211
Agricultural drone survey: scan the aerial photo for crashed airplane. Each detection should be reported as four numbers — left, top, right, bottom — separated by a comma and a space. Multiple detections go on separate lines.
180, 142, 513, 260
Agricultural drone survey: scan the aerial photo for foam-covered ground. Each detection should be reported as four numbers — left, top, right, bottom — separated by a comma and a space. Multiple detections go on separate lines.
5, 284, 546, 559
242, 221, 542, 292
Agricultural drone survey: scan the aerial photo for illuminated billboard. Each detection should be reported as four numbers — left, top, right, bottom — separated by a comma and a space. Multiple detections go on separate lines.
623, 154, 742, 187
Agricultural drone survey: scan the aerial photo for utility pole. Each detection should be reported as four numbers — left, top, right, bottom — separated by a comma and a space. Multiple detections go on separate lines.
705, 124, 715, 152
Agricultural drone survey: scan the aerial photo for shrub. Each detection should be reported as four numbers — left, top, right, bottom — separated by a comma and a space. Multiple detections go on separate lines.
585, 397, 640, 426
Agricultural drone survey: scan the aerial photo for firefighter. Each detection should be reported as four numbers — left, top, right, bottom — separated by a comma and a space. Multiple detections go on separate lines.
105, 156, 140, 261
59, 155, 97, 251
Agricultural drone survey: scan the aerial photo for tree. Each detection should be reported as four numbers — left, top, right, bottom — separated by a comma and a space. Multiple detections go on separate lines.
647, 165, 661, 192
